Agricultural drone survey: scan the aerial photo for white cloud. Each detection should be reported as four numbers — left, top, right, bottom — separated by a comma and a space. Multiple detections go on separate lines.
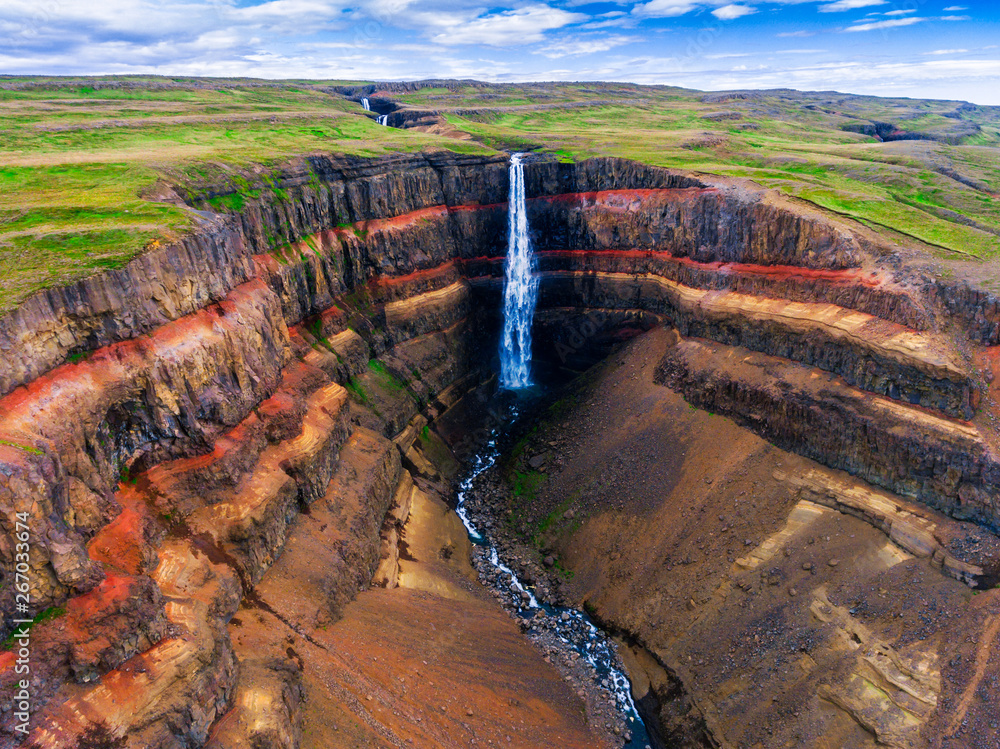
0, 0, 996, 107
943, 5, 967, 10
430, 5, 586, 46
712, 4, 756, 20
819, 0, 886, 12
582, 15, 639, 30
845, 17, 925, 31
631, 0, 700, 18
884, 9, 917, 16
537, 34, 639, 58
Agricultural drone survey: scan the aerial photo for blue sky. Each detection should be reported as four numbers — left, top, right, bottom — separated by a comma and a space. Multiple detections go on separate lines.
2, 0, 998, 103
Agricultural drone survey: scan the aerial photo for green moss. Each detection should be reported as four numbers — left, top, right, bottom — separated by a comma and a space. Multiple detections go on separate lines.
119, 464, 139, 486
0, 439, 44, 455
2, 606, 66, 650
551, 558, 574, 580
367, 359, 406, 393
345, 377, 370, 405
511, 469, 547, 502
537, 494, 574, 536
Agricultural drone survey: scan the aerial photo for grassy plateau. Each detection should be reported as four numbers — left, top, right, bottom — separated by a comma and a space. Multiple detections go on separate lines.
1, 76, 998, 313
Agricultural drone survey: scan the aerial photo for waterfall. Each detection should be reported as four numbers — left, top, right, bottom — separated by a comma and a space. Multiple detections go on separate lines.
361, 97, 371, 111
499, 153, 539, 390
377, 114, 388, 126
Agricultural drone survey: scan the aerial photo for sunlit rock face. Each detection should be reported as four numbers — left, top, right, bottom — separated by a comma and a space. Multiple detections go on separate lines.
1, 152, 999, 749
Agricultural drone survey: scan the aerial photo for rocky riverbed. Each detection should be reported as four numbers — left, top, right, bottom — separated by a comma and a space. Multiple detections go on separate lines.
450, 429, 655, 749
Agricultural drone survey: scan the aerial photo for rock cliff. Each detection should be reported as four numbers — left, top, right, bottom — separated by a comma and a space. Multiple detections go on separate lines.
1, 151, 998, 748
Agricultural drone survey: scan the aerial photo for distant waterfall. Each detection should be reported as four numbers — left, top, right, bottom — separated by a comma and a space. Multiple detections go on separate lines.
377, 114, 388, 126
361, 97, 371, 111
499, 153, 539, 390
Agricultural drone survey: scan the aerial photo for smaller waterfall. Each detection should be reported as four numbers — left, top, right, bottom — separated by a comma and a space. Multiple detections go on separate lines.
499, 153, 539, 390
377, 114, 388, 126
361, 97, 371, 111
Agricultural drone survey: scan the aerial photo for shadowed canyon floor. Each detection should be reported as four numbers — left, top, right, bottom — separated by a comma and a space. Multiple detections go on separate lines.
468, 326, 1000, 749
211, 427, 605, 749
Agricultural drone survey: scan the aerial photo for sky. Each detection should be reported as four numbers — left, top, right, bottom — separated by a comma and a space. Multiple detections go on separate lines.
2, 0, 999, 104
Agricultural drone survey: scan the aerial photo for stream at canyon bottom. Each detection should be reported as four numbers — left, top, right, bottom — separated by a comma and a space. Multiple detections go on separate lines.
452, 395, 654, 749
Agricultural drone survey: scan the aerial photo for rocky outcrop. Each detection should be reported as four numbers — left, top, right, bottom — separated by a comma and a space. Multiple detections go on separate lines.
0, 214, 256, 398
1, 151, 999, 748
657, 338, 1000, 530
483, 327, 1000, 749
6, 152, 973, 398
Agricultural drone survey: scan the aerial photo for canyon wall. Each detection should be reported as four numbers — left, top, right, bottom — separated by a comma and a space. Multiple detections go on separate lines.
0, 152, 998, 747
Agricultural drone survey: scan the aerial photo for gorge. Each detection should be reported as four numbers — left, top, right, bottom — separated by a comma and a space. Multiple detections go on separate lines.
2, 148, 1000, 749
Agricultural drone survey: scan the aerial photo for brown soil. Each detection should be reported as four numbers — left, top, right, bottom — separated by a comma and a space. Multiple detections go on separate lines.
224, 431, 607, 749
495, 327, 1000, 749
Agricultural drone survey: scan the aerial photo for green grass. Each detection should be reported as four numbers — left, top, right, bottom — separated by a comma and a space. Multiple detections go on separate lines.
2, 606, 66, 650
0, 438, 44, 455
367, 359, 407, 393
0, 79, 492, 315
2, 77, 998, 317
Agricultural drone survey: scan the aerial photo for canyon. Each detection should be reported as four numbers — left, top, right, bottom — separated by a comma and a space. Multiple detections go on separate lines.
1, 150, 999, 749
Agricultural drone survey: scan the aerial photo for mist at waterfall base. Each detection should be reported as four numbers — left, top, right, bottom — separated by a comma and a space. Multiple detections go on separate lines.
450, 153, 655, 748
499, 153, 540, 391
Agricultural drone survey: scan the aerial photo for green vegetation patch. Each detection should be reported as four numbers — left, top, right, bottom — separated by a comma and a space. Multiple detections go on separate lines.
0, 438, 44, 455
0, 79, 492, 314
2, 606, 66, 650
367, 358, 407, 393
511, 468, 547, 503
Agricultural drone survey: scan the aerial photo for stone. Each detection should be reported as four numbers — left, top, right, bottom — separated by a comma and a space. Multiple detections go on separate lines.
528, 453, 549, 470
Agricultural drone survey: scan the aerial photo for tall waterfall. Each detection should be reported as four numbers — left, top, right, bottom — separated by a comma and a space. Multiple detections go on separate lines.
499, 153, 539, 389
361, 97, 371, 111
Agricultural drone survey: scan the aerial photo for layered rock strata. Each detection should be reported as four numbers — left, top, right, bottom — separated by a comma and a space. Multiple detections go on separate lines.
0, 152, 998, 747
486, 327, 1000, 749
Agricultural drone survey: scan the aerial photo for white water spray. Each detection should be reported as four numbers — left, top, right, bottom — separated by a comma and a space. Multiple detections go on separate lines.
361, 97, 371, 111
377, 114, 388, 126
499, 153, 539, 389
